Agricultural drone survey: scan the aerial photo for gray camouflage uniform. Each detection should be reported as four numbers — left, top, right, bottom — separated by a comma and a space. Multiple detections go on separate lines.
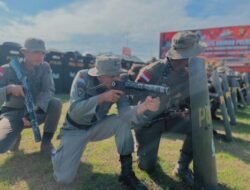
52, 69, 147, 184
0, 60, 62, 153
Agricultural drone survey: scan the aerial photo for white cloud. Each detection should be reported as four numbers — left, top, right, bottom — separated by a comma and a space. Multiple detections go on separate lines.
0, 1, 9, 12
0, 0, 249, 60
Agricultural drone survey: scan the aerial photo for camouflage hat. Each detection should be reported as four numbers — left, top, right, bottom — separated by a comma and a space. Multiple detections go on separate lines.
88, 55, 125, 76
166, 31, 207, 59
20, 38, 46, 53
206, 64, 214, 72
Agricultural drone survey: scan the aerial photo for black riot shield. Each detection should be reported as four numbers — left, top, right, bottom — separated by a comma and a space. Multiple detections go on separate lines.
45, 50, 64, 93
221, 75, 237, 125
189, 57, 218, 190
212, 71, 233, 142
84, 53, 96, 69
235, 78, 247, 106
62, 51, 78, 93
0, 42, 22, 66
227, 76, 238, 113
243, 73, 250, 104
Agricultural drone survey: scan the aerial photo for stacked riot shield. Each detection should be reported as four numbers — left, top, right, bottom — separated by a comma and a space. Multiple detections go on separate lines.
76, 53, 88, 71
221, 75, 237, 125
243, 73, 250, 104
212, 71, 233, 141
227, 76, 238, 113
0, 42, 22, 65
62, 52, 78, 93
235, 76, 247, 106
189, 57, 218, 190
83, 53, 95, 69
45, 50, 64, 94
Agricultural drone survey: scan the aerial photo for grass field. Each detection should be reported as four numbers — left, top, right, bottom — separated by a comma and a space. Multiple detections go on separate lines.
0, 94, 250, 190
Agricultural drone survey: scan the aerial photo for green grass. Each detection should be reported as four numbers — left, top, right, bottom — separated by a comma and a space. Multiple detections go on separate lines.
0, 94, 250, 190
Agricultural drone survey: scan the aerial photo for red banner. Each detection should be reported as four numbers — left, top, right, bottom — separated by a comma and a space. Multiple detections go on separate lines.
160, 25, 250, 72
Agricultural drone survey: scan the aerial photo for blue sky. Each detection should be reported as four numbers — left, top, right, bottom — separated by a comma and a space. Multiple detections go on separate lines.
1, 0, 72, 14
0, 0, 249, 61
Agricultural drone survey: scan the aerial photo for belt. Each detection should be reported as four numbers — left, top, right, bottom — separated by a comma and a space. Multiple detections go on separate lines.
66, 113, 92, 130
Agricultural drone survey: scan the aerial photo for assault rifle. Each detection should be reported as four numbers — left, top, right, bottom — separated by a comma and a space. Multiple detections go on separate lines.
111, 80, 169, 95
9, 59, 42, 142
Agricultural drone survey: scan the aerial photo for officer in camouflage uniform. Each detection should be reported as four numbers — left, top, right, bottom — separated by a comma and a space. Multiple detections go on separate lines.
134, 31, 207, 186
0, 38, 62, 157
52, 55, 161, 190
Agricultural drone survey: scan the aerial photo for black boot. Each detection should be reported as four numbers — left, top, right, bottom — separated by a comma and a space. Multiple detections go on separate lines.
9, 134, 21, 152
119, 154, 148, 190
173, 151, 194, 186
40, 132, 55, 158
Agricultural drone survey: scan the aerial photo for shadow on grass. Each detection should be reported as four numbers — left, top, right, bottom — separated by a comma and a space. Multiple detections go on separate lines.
217, 183, 233, 190
212, 119, 250, 137
236, 111, 250, 119
232, 122, 250, 135
146, 161, 231, 190
0, 151, 125, 190
147, 162, 190, 190
211, 113, 250, 165
217, 105, 249, 127
159, 112, 250, 165
211, 105, 250, 133
213, 134, 250, 165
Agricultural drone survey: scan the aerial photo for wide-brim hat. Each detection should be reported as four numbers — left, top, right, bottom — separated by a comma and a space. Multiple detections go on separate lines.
20, 38, 46, 53
88, 55, 126, 77
206, 64, 214, 72
217, 66, 226, 73
166, 31, 207, 59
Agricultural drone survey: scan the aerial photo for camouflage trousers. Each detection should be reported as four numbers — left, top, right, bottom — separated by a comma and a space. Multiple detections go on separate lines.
0, 97, 62, 153
135, 112, 192, 172
52, 114, 137, 184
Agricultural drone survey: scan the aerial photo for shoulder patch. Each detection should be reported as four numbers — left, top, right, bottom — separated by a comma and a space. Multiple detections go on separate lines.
77, 73, 86, 85
76, 73, 87, 96
138, 70, 152, 83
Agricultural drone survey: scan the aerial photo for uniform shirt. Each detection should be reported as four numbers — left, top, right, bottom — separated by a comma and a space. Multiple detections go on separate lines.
136, 59, 190, 111
65, 70, 147, 129
0, 60, 55, 112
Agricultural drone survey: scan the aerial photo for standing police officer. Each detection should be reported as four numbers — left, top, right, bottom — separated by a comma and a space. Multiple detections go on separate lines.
52, 55, 160, 190
0, 38, 62, 157
134, 31, 207, 186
